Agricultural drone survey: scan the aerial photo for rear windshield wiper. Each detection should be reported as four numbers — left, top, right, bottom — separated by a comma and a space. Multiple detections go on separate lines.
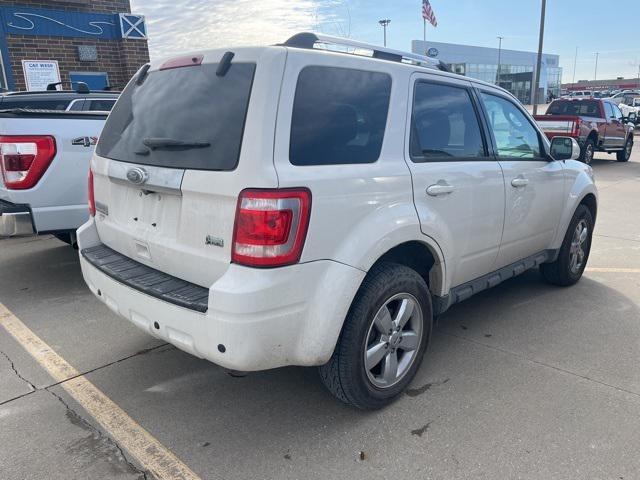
142, 137, 211, 150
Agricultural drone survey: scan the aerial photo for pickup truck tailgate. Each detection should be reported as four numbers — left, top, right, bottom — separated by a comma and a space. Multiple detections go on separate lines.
0, 111, 107, 232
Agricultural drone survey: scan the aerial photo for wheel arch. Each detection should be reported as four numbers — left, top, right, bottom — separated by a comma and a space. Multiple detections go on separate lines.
551, 179, 598, 250
579, 192, 597, 222
366, 239, 446, 297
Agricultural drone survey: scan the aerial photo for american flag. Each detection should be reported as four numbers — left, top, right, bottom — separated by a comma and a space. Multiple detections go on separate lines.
422, 0, 438, 27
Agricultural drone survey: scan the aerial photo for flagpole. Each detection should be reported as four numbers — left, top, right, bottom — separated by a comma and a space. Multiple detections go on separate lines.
423, 18, 426, 42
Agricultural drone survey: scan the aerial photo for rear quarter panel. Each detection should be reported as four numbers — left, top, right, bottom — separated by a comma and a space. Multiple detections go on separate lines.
272, 50, 447, 295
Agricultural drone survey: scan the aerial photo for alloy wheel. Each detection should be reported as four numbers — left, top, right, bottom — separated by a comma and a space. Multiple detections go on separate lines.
584, 144, 594, 164
569, 219, 589, 274
364, 293, 423, 389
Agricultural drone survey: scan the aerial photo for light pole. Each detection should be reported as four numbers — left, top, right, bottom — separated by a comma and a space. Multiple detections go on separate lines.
532, 0, 546, 115
497, 36, 504, 86
378, 19, 391, 47
594, 52, 599, 81
572, 46, 578, 85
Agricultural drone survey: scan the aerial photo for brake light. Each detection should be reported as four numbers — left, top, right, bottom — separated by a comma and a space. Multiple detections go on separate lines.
160, 55, 204, 70
88, 169, 96, 217
232, 189, 311, 267
572, 117, 581, 136
0, 136, 56, 190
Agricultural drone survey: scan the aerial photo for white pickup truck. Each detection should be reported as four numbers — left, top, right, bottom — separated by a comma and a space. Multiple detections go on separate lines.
0, 110, 108, 244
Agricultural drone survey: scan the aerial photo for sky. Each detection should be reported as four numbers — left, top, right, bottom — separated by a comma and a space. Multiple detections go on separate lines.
130, 0, 640, 84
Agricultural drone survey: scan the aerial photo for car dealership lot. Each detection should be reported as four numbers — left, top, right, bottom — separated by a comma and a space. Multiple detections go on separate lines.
1, 150, 640, 480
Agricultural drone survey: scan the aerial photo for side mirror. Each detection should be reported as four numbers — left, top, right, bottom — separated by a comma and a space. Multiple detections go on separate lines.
550, 136, 581, 161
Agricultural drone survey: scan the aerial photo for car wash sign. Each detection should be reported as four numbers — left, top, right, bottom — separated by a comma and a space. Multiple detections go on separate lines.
22, 60, 61, 91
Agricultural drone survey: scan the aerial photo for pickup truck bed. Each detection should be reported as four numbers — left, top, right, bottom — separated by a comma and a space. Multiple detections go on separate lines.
0, 110, 107, 241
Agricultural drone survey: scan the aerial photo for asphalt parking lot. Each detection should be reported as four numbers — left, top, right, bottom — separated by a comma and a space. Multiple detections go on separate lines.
1, 148, 640, 480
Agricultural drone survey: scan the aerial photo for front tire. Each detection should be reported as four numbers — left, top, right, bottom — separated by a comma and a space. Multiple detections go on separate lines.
540, 205, 594, 286
318, 262, 432, 409
617, 136, 633, 162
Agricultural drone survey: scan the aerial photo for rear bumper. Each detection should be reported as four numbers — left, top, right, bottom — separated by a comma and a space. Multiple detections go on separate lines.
0, 200, 35, 237
77, 218, 365, 371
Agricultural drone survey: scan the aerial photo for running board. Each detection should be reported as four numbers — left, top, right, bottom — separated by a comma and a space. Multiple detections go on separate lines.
432, 249, 558, 316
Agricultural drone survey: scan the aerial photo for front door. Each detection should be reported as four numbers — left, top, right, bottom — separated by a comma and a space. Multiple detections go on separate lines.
405, 74, 505, 288
476, 88, 565, 269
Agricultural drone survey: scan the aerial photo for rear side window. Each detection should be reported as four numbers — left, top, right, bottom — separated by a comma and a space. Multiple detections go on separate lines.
410, 82, 486, 161
289, 66, 391, 166
0, 99, 69, 110
604, 102, 614, 119
86, 99, 116, 112
97, 62, 256, 170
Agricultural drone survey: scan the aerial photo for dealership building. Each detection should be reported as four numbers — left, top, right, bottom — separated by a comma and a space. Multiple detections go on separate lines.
0, 0, 149, 92
412, 40, 562, 104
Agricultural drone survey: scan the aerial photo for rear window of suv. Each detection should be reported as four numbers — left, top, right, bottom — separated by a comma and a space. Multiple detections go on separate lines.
289, 66, 392, 166
546, 100, 602, 117
96, 62, 256, 171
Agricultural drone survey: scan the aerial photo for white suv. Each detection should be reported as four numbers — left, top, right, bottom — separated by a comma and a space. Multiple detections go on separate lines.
78, 33, 597, 409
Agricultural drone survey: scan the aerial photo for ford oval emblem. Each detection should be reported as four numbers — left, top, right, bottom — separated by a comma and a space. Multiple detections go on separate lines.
427, 47, 439, 58
126, 167, 148, 185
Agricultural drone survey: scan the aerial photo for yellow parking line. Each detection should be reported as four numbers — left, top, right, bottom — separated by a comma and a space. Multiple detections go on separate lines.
586, 267, 640, 273
0, 303, 201, 480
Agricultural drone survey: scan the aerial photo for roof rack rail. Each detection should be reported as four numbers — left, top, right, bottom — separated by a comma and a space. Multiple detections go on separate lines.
283, 32, 451, 72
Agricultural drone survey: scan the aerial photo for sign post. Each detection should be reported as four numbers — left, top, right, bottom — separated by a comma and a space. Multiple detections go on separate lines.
22, 60, 61, 91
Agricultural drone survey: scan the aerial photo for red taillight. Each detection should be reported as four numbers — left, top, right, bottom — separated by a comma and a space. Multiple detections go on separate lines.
0, 136, 56, 190
232, 189, 311, 268
88, 169, 96, 217
572, 118, 581, 136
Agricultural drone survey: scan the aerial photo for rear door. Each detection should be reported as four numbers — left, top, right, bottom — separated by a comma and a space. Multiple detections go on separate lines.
608, 103, 627, 148
405, 74, 505, 288
91, 48, 286, 287
476, 87, 564, 268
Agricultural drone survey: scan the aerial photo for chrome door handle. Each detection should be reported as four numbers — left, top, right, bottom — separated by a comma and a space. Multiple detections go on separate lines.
511, 177, 529, 188
426, 182, 454, 196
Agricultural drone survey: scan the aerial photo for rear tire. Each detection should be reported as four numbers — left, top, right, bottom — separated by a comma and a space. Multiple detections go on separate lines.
617, 136, 633, 162
540, 205, 593, 286
580, 139, 595, 165
318, 262, 432, 409
53, 233, 78, 249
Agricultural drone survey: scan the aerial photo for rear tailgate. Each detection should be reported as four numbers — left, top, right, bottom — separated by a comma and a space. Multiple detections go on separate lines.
91, 47, 286, 288
534, 115, 579, 137
0, 112, 106, 232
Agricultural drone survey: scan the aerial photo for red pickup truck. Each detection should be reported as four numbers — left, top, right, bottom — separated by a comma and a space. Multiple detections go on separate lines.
534, 99, 634, 164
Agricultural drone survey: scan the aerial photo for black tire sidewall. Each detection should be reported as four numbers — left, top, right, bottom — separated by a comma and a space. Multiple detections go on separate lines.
581, 139, 594, 165
617, 137, 632, 162
337, 263, 432, 409
557, 205, 594, 284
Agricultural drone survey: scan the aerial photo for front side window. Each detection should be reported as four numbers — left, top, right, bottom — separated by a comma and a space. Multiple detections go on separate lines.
289, 66, 391, 166
410, 82, 486, 161
480, 92, 542, 159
